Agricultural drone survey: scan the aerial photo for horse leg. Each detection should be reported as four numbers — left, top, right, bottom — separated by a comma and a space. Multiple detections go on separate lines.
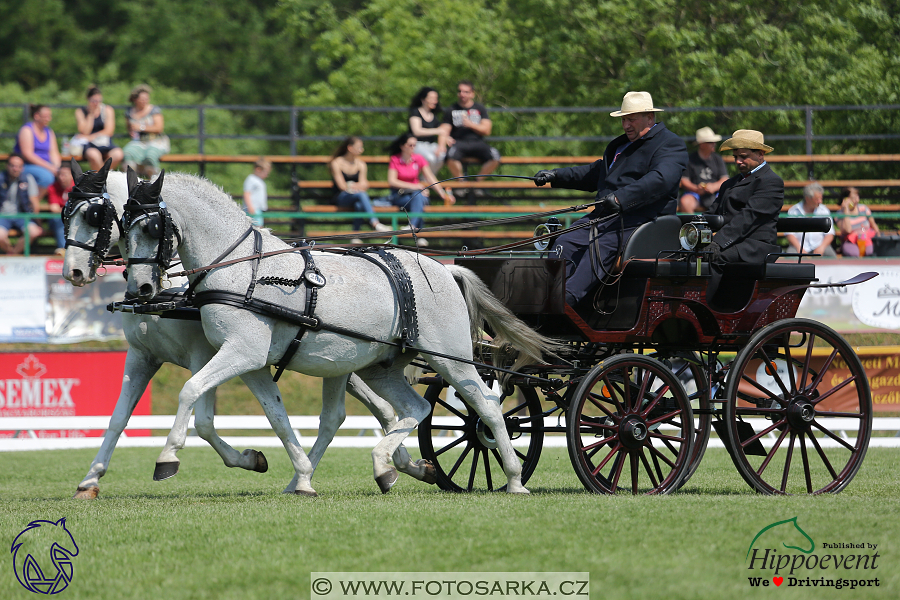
191, 386, 268, 473
427, 359, 528, 494
235, 369, 316, 496
75, 350, 161, 499
356, 365, 434, 493
347, 373, 436, 484
306, 376, 349, 473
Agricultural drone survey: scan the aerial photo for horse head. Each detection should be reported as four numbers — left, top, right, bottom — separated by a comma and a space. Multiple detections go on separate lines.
11, 518, 79, 594
61, 158, 123, 285
124, 168, 179, 301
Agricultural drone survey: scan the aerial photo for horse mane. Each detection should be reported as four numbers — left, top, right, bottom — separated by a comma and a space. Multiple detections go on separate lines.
164, 172, 253, 227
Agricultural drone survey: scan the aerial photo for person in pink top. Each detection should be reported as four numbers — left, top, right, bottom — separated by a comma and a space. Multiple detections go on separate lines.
837, 186, 880, 257
384, 132, 452, 247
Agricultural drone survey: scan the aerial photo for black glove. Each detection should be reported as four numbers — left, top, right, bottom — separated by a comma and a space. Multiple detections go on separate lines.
707, 241, 722, 262
533, 169, 556, 186
598, 192, 621, 215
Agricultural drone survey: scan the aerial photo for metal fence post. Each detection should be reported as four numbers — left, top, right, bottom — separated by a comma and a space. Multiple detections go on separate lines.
805, 105, 814, 180
198, 106, 206, 176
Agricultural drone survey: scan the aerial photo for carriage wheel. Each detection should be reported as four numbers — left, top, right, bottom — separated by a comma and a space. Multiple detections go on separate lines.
567, 354, 694, 495
653, 352, 711, 488
723, 318, 872, 495
418, 381, 543, 492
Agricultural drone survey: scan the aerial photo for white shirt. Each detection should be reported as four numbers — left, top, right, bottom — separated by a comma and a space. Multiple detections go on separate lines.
786, 201, 835, 252
243, 173, 268, 213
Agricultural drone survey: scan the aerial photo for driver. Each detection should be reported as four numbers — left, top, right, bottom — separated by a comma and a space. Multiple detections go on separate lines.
534, 91, 688, 307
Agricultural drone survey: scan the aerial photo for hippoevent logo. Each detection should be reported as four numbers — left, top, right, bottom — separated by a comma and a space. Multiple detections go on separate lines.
745, 516, 880, 590
10, 518, 79, 594
0, 354, 79, 416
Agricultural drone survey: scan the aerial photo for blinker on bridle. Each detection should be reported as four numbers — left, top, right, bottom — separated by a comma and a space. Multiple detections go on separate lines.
62, 181, 123, 276
124, 182, 182, 280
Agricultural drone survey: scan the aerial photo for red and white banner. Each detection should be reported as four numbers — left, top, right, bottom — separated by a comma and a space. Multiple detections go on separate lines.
0, 352, 151, 437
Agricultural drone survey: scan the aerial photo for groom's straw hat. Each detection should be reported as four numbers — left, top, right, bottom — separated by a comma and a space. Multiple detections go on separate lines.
719, 129, 774, 153
610, 91, 664, 117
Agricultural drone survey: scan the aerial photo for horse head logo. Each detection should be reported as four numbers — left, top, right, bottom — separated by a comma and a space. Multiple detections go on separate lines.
747, 516, 815, 560
10, 518, 79, 594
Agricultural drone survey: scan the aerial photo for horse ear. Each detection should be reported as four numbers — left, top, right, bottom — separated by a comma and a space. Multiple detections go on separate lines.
70, 159, 83, 180
148, 170, 165, 199
97, 158, 112, 179
126, 167, 139, 195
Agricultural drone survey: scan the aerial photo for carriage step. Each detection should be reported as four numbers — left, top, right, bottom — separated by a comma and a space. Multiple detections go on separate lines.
712, 420, 767, 456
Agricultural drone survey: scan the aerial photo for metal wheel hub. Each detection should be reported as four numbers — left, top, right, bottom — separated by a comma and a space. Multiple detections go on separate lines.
620, 416, 648, 450
786, 398, 815, 429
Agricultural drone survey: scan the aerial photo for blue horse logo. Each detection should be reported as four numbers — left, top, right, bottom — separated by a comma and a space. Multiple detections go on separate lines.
10, 518, 79, 594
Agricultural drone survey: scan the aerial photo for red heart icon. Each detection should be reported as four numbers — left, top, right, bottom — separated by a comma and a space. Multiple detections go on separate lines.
773, 577, 783, 586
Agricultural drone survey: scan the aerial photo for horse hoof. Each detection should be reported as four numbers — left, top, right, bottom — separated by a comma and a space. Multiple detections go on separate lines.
246, 449, 268, 473
153, 461, 179, 481
375, 468, 399, 494
417, 459, 437, 485
73, 486, 99, 500
293, 489, 318, 497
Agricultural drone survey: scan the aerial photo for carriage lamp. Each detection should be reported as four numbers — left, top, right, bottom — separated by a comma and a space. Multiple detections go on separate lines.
679, 219, 713, 251
534, 217, 562, 251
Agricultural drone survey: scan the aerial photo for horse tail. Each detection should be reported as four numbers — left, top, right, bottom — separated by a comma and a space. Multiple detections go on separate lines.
446, 265, 564, 382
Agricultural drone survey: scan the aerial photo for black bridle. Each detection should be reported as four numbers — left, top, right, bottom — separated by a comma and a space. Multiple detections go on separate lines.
62, 183, 123, 278
123, 182, 181, 277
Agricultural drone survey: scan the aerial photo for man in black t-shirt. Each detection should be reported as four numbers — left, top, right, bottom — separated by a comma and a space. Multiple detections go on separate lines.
441, 80, 501, 198
679, 127, 730, 213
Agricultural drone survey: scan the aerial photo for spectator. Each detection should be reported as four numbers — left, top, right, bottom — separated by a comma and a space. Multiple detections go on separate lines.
837, 186, 880, 257
384, 132, 453, 247
441, 80, 501, 200
0, 154, 42, 255
45, 163, 74, 254
12, 104, 61, 200
329, 136, 392, 240
74, 86, 124, 171
785, 182, 836, 256
243, 158, 271, 227
679, 126, 730, 213
532, 91, 688, 307
407, 86, 448, 176
123, 84, 170, 178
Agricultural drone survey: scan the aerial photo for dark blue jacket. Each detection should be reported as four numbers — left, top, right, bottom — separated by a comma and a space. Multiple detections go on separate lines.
708, 162, 784, 263
549, 123, 688, 227
0, 171, 34, 214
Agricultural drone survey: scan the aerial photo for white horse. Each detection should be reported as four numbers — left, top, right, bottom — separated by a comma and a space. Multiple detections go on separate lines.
122, 169, 558, 494
62, 160, 434, 498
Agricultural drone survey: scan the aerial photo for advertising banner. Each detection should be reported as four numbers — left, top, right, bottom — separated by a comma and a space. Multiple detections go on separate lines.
0, 258, 47, 342
0, 352, 151, 438
45, 259, 127, 343
796, 259, 900, 333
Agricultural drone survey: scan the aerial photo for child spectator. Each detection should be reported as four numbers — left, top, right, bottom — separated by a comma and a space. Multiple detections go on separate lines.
837, 186, 880, 257
46, 163, 75, 254
243, 158, 271, 227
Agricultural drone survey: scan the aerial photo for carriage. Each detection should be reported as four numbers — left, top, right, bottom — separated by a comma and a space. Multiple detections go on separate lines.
414, 214, 876, 496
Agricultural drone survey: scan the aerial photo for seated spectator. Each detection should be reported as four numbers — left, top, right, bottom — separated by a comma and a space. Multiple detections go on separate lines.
384, 133, 453, 247
74, 86, 124, 171
785, 182, 836, 256
441, 80, 501, 201
837, 186, 880, 257
123, 84, 170, 178
46, 163, 75, 254
407, 86, 448, 176
679, 127, 730, 213
13, 104, 61, 200
0, 154, 43, 255
329, 136, 391, 240
243, 158, 271, 227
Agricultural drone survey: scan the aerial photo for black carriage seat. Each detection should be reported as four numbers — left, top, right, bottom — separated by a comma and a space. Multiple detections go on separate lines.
618, 215, 720, 279
718, 217, 832, 282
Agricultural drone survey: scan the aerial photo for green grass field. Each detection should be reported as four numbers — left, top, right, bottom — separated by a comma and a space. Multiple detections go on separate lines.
1, 446, 898, 600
